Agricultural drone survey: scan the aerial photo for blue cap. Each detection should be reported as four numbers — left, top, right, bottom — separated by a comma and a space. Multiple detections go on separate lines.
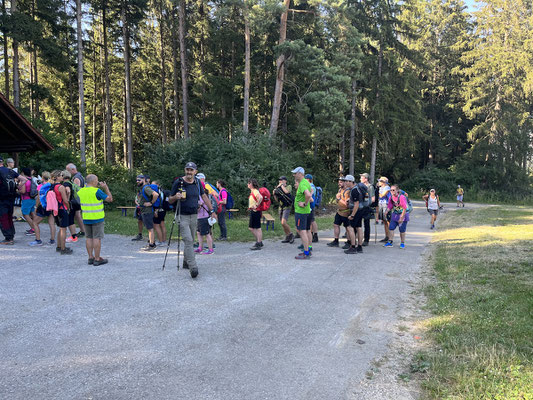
304, 174, 313, 180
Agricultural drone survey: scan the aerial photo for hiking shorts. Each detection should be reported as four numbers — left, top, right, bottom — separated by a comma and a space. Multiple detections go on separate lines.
389, 219, 408, 233
334, 213, 349, 227
197, 217, 210, 235
457, 195, 463, 202
68, 208, 76, 226
141, 212, 154, 230
153, 210, 166, 224
279, 208, 290, 222
85, 221, 105, 239
36, 205, 51, 218
349, 209, 364, 229
309, 209, 315, 223
428, 209, 439, 216
71, 202, 81, 212
249, 210, 262, 229
21, 199, 36, 215
134, 207, 142, 221
295, 213, 311, 231
55, 209, 69, 228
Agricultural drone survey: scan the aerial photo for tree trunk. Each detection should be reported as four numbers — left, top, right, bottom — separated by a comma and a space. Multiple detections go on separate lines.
349, 80, 357, 175
12, 0, 20, 108
76, 0, 86, 168
370, 40, 383, 184
178, 0, 189, 139
269, 0, 290, 138
243, 5, 250, 134
171, 3, 180, 140
102, 1, 113, 162
159, 0, 167, 143
2, 0, 9, 100
92, 30, 98, 161
33, 48, 39, 118
122, 2, 133, 169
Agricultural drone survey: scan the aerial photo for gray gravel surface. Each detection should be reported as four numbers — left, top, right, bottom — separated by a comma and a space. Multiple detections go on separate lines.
1, 202, 438, 399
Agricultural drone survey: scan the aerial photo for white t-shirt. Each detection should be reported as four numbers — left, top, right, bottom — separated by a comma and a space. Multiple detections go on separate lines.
379, 185, 390, 204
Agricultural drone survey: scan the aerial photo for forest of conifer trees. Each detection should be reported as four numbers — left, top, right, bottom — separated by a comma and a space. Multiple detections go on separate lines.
1, 0, 532, 200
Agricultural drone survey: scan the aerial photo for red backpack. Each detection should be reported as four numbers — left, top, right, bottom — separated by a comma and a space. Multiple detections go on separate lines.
256, 187, 271, 212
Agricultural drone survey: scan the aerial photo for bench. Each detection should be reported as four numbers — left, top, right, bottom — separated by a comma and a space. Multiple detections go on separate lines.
262, 212, 275, 231
227, 209, 240, 219
116, 206, 137, 217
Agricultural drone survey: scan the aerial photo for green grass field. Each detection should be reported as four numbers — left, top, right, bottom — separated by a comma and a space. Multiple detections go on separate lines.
105, 208, 335, 242
418, 206, 533, 399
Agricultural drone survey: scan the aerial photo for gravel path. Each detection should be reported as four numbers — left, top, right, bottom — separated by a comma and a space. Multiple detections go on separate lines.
1, 201, 442, 399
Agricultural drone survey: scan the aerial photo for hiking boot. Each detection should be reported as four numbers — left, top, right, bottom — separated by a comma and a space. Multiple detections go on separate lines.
131, 234, 143, 241
190, 267, 199, 278
362, 240, 369, 247
342, 242, 351, 250
399, 243, 405, 249
76, 231, 85, 237
288, 233, 295, 244
0, 239, 14, 245
25, 230, 35, 236
56, 246, 61, 252
94, 258, 108, 266
66, 236, 78, 243
61, 247, 73, 255
201, 249, 214, 255
384, 241, 393, 248
312, 233, 318, 243
142, 244, 157, 251
295, 253, 310, 260
281, 235, 291, 243
29, 240, 43, 246
193, 242, 199, 248
194, 247, 203, 253
356, 245, 363, 253
88, 258, 94, 265
182, 260, 189, 269
379, 237, 389, 243
48, 239, 56, 245
327, 239, 339, 247
250, 243, 262, 250
344, 246, 357, 254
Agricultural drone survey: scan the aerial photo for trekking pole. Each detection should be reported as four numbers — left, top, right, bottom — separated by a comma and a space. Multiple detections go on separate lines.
374, 215, 377, 244
162, 201, 180, 270
176, 201, 182, 271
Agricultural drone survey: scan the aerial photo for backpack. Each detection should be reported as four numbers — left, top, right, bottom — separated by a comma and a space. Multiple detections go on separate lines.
392, 191, 413, 214
253, 187, 271, 212
29, 179, 38, 199
217, 188, 234, 213
141, 184, 162, 208
348, 184, 368, 209
70, 181, 82, 204
208, 193, 219, 212
204, 182, 219, 198
46, 187, 59, 215
161, 189, 174, 211
310, 184, 317, 210
370, 184, 379, 207
0, 169, 17, 196
399, 189, 413, 213
52, 183, 67, 210
39, 183, 51, 208
274, 186, 293, 208
315, 186, 323, 208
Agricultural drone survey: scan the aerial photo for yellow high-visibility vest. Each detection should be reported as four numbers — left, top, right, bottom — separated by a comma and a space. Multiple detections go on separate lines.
77, 186, 105, 220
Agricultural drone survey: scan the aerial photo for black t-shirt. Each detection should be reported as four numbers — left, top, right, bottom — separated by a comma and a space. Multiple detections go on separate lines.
0, 167, 19, 199
63, 181, 75, 201
170, 177, 205, 215
350, 184, 364, 205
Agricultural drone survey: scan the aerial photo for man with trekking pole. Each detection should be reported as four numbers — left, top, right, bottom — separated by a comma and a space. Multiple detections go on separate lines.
167, 162, 216, 279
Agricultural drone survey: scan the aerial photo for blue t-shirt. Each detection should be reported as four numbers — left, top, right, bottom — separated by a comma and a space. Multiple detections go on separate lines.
83, 189, 108, 225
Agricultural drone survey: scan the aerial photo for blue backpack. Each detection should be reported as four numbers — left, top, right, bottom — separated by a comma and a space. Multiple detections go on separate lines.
315, 186, 323, 208
141, 184, 162, 208
39, 182, 51, 208
220, 189, 234, 210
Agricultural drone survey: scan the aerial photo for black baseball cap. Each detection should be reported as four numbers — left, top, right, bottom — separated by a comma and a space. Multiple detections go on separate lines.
279, 176, 288, 181
185, 161, 197, 170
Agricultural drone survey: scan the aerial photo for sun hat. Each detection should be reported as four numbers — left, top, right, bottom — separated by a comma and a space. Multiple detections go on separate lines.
378, 176, 388, 183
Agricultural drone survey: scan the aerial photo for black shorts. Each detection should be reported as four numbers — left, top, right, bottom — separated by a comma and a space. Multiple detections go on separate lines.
68, 208, 76, 226
141, 212, 154, 230
197, 217, 210, 235
349, 209, 365, 229
55, 209, 69, 228
295, 213, 311, 231
71, 202, 81, 212
309, 209, 315, 223
334, 213, 349, 227
249, 210, 262, 229
153, 210, 166, 224
36, 205, 51, 218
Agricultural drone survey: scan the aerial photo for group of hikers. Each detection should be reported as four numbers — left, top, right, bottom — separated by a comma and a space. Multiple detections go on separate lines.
0, 157, 455, 279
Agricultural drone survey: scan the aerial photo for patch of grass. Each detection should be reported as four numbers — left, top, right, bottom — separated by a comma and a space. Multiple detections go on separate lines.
419, 206, 533, 399
104, 209, 335, 242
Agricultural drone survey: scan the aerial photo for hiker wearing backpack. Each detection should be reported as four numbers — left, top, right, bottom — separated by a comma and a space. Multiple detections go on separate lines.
305, 174, 319, 243
66, 163, 86, 238
62, 170, 82, 244
50, 170, 73, 254
169, 162, 216, 278
423, 189, 440, 229
77, 174, 113, 266
151, 180, 169, 245
360, 173, 375, 246
216, 180, 231, 241
0, 156, 20, 245
377, 177, 391, 242
195, 195, 215, 255
273, 176, 294, 244
247, 178, 264, 250
456, 185, 465, 207
343, 176, 365, 254
29, 171, 56, 246
18, 168, 38, 237
292, 167, 313, 260
385, 185, 410, 249
135, 175, 159, 251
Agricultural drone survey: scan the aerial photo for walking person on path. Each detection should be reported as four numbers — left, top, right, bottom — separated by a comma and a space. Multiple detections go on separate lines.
29, 171, 56, 246
273, 176, 294, 244
0, 157, 19, 245
292, 167, 313, 260
77, 174, 113, 265
66, 163, 86, 237
169, 162, 216, 278
247, 178, 264, 250
360, 173, 375, 246
136, 175, 159, 251
216, 180, 228, 241
377, 177, 391, 242
385, 185, 410, 249
456, 185, 465, 207
423, 189, 441, 229
327, 177, 350, 248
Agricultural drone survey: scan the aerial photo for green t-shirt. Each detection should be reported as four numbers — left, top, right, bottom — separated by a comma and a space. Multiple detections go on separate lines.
137, 185, 155, 214
294, 178, 311, 214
